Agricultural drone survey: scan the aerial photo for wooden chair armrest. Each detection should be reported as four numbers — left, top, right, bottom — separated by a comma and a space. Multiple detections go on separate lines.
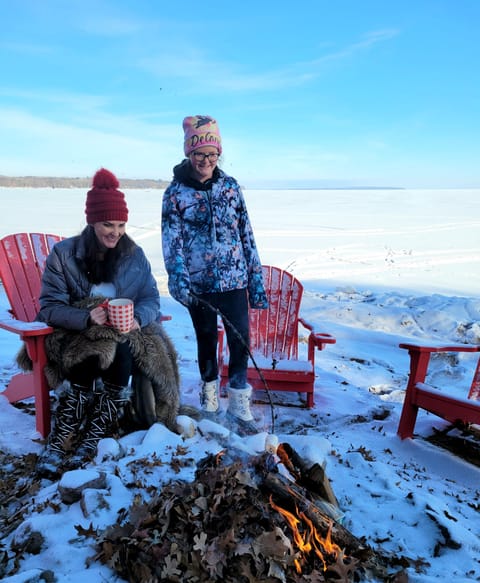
2, 316, 171, 333
399, 342, 480, 354
0, 318, 53, 338
313, 332, 336, 344
298, 317, 336, 363
399, 342, 480, 388
299, 317, 336, 344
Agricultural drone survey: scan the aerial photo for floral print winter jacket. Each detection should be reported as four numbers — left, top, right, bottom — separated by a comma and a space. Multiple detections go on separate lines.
162, 161, 268, 308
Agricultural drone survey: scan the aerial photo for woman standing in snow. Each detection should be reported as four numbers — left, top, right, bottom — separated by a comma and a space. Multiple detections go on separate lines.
33, 168, 175, 477
161, 115, 268, 435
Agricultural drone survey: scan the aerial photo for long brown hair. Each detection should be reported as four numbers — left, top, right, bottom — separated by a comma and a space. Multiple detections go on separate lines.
79, 225, 136, 284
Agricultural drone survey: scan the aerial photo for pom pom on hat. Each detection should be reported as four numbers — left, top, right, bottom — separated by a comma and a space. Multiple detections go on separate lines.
85, 168, 129, 224
183, 115, 222, 156
92, 168, 119, 190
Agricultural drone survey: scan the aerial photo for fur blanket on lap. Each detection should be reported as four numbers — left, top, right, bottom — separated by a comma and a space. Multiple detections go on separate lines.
16, 298, 188, 433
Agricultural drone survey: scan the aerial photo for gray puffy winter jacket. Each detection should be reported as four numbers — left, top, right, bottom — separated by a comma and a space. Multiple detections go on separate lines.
37, 235, 160, 331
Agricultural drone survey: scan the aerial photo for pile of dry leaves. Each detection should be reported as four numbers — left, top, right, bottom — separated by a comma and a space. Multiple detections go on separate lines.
0, 450, 43, 576
0, 451, 40, 535
93, 451, 408, 582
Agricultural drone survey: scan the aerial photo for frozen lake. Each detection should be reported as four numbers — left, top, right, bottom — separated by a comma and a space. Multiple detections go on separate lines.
0, 187, 479, 296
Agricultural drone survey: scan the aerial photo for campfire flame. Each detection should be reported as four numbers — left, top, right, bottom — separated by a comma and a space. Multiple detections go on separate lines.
270, 495, 343, 573
268, 442, 345, 574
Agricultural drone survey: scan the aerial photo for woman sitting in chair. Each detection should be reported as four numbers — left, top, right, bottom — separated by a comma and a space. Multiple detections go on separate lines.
33, 168, 176, 478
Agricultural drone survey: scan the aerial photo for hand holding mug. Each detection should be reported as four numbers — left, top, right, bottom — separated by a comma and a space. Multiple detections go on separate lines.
90, 304, 109, 326
91, 298, 136, 333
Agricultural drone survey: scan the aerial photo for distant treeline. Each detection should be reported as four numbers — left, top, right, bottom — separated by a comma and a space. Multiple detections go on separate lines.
0, 175, 169, 189
0, 175, 405, 190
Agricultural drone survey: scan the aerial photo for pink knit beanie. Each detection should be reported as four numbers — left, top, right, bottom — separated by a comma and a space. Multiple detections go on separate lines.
183, 115, 222, 156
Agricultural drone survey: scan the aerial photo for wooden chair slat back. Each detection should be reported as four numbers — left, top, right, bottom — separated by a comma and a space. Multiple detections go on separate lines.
249, 266, 303, 359
0, 233, 62, 322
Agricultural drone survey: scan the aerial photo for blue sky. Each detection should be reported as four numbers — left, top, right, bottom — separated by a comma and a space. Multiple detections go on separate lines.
1, 0, 479, 188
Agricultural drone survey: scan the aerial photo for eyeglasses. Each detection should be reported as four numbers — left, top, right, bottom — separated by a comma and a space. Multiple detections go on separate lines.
191, 152, 219, 162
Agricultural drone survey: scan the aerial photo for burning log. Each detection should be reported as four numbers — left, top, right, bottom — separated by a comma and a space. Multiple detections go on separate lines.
275, 442, 339, 508
254, 446, 410, 581
260, 471, 364, 553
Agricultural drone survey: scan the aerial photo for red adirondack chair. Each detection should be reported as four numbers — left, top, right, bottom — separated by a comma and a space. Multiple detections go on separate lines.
397, 342, 480, 439
0, 232, 173, 438
0, 233, 63, 437
217, 265, 336, 408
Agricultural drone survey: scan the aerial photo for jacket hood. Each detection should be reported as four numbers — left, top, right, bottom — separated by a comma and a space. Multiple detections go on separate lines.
172, 159, 221, 191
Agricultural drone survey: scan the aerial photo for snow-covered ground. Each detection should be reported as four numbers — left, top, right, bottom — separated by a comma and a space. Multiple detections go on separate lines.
1, 187, 479, 582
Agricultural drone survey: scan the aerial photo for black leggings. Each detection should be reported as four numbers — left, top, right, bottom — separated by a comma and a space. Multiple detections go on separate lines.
68, 341, 133, 389
189, 289, 249, 388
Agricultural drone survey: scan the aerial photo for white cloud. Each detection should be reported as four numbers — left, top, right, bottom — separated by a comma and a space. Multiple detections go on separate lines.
0, 107, 178, 178
138, 29, 400, 94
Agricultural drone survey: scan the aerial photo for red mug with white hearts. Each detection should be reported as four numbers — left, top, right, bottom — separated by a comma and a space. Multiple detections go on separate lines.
106, 298, 134, 333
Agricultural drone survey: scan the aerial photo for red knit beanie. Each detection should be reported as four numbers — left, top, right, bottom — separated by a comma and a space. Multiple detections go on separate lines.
85, 168, 129, 224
